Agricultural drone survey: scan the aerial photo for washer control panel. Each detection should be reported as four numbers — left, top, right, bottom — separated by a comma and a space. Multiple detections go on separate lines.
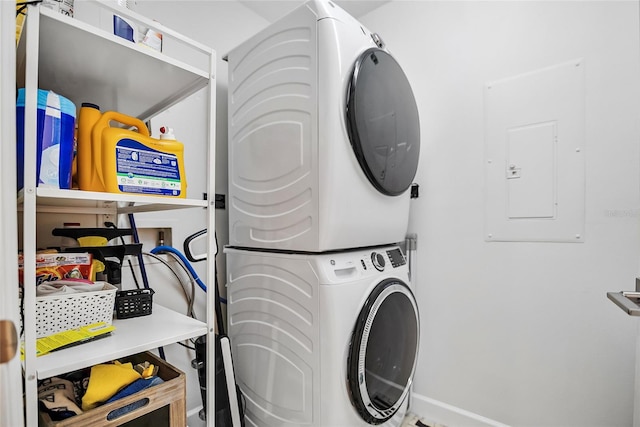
359, 247, 406, 272
371, 252, 386, 271
386, 248, 406, 268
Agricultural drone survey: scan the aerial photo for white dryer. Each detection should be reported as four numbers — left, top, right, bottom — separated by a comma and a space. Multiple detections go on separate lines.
226, 0, 420, 252
225, 245, 420, 427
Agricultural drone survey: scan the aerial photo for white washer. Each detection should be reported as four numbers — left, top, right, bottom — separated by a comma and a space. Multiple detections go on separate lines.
226, 0, 420, 252
226, 245, 420, 427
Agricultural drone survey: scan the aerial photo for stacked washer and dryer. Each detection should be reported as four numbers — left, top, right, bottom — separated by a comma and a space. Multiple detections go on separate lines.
225, 1, 421, 426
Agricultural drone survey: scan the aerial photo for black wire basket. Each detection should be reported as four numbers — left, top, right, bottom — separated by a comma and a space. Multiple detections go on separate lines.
115, 288, 155, 319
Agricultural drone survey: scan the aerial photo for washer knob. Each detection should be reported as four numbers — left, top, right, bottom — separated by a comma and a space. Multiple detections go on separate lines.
371, 252, 385, 271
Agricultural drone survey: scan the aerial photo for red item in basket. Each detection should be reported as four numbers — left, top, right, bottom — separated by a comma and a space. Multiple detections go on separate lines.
18, 252, 93, 286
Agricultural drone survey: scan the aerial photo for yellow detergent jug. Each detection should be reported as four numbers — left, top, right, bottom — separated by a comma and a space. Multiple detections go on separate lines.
77, 103, 102, 191
80, 108, 186, 197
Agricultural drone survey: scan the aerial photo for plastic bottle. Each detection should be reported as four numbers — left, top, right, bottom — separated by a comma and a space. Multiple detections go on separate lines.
91, 111, 150, 193
77, 103, 101, 191
94, 113, 186, 197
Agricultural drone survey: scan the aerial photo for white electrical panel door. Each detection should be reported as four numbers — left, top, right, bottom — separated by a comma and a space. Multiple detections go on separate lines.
506, 121, 557, 219
485, 59, 585, 242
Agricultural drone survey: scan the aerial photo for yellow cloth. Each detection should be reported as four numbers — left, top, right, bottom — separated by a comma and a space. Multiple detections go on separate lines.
81, 362, 141, 410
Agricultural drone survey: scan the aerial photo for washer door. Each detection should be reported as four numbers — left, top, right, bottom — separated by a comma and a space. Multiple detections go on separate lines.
346, 48, 420, 196
347, 278, 420, 424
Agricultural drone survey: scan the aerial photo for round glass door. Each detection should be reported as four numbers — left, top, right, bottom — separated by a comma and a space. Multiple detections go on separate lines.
347, 279, 420, 424
346, 48, 420, 196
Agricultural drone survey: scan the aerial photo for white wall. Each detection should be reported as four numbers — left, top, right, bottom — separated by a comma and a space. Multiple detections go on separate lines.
360, 1, 640, 426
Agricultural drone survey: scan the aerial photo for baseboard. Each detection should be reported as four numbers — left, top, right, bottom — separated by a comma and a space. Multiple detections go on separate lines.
408, 393, 511, 427
186, 406, 206, 427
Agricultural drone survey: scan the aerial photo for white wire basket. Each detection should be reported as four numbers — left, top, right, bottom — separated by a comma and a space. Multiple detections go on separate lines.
32, 282, 117, 338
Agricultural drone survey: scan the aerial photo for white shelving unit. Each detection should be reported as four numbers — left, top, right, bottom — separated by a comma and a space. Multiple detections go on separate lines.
36, 305, 207, 379
16, 3, 216, 425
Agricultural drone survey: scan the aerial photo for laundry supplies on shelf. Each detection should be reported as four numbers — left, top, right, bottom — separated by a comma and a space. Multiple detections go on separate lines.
77, 105, 186, 197
30, 282, 117, 339
17, 3, 215, 425
18, 251, 94, 285
16, 88, 76, 191
17, 249, 117, 339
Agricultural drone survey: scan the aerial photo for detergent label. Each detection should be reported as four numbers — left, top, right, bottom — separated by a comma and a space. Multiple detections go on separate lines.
115, 139, 181, 196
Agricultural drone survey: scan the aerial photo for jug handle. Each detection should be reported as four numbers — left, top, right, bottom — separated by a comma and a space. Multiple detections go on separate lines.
100, 111, 150, 137
92, 111, 151, 189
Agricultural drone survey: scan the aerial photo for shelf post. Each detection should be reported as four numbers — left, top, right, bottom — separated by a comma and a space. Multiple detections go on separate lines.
205, 50, 217, 427
22, 4, 41, 427
1, 0, 24, 425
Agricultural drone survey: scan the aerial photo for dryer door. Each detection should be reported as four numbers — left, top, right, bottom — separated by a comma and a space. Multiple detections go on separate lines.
347, 278, 419, 424
346, 48, 420, 196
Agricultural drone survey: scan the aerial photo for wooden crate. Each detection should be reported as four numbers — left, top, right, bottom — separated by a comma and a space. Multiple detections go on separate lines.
39, 352, 186, 427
